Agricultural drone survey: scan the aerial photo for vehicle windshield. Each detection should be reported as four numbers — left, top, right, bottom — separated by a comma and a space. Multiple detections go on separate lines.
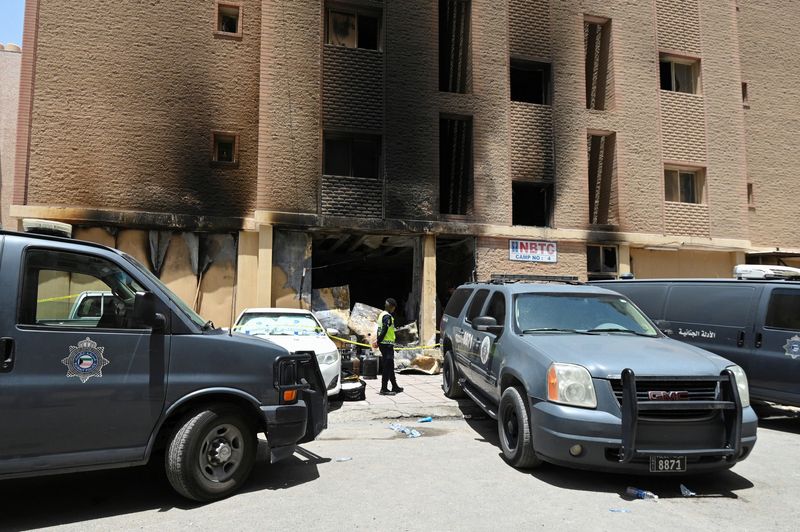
235, 312, 325, 337
515, 293, 659, 337
122, 254, 208, 329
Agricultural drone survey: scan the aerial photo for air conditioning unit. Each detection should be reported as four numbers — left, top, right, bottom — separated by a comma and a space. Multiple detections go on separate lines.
734, 264, 800, 280
21, 219, 73, 238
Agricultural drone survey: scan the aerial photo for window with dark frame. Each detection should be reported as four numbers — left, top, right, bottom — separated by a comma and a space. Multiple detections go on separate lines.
510, 59, 551, 105
587, 132, 617, 225
741, 82, 749, 107
747, 182, 755, 207
765, 290, 800, 331
664, 168, 704, 204
659, 55, 700, 94
440, 116, 473, 215
466, 289, 489, 322
323, 133, 381, 179
587, 244, 618, 281
439, 0, 472, 93
212, 132, 238, 164
326, 5, 381, 50
512, 182, 553, 227
215, 2, 242, 36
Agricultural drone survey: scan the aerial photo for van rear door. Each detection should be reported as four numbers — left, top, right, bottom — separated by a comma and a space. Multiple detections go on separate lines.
750, 286, 800, 405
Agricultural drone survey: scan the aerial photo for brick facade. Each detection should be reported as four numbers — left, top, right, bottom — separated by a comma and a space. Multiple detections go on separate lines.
656, 0, 702, 55
323, 46, 384, 131
664, 201, 710, 238
0, 47, 21, 229
509, 103, 554, 182
660, 90, 707, 163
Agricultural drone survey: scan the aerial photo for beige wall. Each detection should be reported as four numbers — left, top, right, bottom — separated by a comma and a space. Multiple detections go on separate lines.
0, 47, 21, 229
476, 238, 587, 281
631, 248, 738, 279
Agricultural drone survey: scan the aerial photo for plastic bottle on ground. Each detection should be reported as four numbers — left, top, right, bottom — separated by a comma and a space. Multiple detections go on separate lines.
626, 487, 659, 501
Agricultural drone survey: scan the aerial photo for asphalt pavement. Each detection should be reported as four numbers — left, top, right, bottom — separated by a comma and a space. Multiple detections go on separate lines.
0, 394, 798, 531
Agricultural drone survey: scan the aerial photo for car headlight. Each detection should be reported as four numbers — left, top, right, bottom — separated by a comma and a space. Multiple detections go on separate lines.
316, 349, 340, 366
727, 365, 750, 408
547, 363, 597, 408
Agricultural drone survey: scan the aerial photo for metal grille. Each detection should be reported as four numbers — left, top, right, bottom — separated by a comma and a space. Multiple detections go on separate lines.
611, 379, 719, 420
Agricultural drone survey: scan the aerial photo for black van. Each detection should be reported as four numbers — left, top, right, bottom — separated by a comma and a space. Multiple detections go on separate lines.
593, 279, 800, 407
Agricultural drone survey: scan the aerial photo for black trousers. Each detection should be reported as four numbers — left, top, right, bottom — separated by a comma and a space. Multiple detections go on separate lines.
378, 343, 398, 391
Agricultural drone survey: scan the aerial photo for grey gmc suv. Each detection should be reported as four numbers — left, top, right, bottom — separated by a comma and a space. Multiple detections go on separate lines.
440, 279, 757, 474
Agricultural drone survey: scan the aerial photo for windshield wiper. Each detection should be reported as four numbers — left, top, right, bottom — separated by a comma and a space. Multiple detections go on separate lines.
587, 327, 654, 337
522, 328, 594, 335
202, 320, 216, 331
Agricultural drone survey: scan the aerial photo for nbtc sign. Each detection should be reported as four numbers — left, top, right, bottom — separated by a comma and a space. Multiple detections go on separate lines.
509, 240, 558, 263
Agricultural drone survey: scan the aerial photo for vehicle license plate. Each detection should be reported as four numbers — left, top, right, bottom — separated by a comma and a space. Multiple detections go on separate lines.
649, 456, 686, 472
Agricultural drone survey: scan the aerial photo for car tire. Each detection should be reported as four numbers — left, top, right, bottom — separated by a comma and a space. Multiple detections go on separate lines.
166, 406, 257, 502
442, 350, 465, 398
498, 386, 541, 469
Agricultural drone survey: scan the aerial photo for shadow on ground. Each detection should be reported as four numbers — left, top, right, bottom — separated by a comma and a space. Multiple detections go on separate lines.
753, 402, 800, 434
0, 441, 328, 531
462, 410, 754, 501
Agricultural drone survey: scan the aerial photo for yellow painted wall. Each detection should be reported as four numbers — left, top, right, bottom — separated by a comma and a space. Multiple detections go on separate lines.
630, 249, 738, 278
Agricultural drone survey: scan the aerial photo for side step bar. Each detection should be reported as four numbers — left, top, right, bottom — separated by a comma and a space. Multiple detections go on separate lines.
461, 379, 498, 419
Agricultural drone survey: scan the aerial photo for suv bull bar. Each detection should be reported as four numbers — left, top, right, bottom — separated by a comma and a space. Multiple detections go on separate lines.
619, 368, 743, 464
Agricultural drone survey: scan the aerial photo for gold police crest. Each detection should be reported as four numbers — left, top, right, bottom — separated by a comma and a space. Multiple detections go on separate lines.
62, 337, 110, 383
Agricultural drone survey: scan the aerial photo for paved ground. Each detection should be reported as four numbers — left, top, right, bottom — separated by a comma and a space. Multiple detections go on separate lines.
330, 373, 478, 421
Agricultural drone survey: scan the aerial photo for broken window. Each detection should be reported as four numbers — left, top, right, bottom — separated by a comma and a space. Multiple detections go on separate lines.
664, 168, 705, 204
584, 17, 612, 110
326, 6, 381, 50
587, 244, 618, 280
324, 133, 381, 178
587, 133, 616, 225
510, 59, 551, 105
440, 116, 473, 215
216, 3, 242, 36
439, 0, 471, 93
212, 131, 238, 164
660, 55, 700, 94
512, 182, 553, 227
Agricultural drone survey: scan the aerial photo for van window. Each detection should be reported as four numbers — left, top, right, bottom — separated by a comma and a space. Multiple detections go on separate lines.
485, 292, 506, 325
607, 284, 668, 319
765, 290, 800, 331
443, 288, 473, 317
466, 289, 490, 322
664, 285, 755, 326
20, 249, 145, 329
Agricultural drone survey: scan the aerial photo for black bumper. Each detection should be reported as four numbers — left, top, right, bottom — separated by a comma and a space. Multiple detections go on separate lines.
261, 401, 309, 449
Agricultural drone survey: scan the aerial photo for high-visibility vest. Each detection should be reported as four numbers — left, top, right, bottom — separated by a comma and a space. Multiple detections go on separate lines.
377, 310, 396, 344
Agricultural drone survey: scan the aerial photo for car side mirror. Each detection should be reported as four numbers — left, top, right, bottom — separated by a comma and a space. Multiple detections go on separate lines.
473, 316, 504, 335
134, 291, 166, 332
326, 328, 340, 337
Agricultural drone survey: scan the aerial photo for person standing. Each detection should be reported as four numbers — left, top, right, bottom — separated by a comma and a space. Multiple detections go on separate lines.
374, 298, 403, 396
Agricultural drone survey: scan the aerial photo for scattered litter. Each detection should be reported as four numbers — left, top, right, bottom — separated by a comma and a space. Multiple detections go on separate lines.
680, 484, 696, 497
389, 423, 422, 438
625, 486, 658, 501
418, 416, 433, 423
335, 457, 353, 462
609, 509, 631, 513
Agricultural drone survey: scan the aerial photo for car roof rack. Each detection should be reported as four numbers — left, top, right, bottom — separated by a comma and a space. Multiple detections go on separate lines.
487, 274, 583, 285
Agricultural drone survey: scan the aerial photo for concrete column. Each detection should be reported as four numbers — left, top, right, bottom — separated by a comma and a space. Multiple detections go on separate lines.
618, 244, 631, 276
419, 234, 437, 347
236, 231, 259, 317
257, 224, 274, 307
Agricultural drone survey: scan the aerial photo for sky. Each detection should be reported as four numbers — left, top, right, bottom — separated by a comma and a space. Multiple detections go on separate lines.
0, 0, 25, 46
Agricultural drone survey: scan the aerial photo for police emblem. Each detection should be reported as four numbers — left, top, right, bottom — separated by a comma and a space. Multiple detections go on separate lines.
783, 335, 800, 360
480, 336, 492, 365
62, 337, 110, 383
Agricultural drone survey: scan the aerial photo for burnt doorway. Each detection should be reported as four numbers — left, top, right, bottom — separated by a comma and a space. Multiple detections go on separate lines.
311, 234, 416, 326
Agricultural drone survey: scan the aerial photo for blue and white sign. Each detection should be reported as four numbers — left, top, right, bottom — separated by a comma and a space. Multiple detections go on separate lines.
509, 240, 558, 263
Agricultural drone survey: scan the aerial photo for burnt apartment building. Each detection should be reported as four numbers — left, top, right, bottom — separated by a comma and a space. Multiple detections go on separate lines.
8, 0, 800, 335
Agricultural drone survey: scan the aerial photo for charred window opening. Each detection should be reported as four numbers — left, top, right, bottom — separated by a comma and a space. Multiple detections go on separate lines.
510, 59, 551, 105
212, 131, 238, 164
326, 6, 382, 51
587, 244, 618, 281
584, 17, 612, 110
512, 182, 553, 227
660, 55, 700, 94
439, 0, 471, 93
215, 3, 242, 37
587, 132, 617, 225
324, 133, 381, 179
440, 116, 473, 215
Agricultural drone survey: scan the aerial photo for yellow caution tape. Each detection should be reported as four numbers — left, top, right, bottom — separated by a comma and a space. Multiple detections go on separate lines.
328, 335, 440, 351
36, 293, 83, 303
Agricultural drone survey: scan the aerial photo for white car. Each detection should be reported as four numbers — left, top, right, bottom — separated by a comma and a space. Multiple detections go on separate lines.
234, 308, 342, 396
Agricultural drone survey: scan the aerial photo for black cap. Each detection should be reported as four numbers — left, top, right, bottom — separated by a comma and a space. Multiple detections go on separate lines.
386, 298, 397, 307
